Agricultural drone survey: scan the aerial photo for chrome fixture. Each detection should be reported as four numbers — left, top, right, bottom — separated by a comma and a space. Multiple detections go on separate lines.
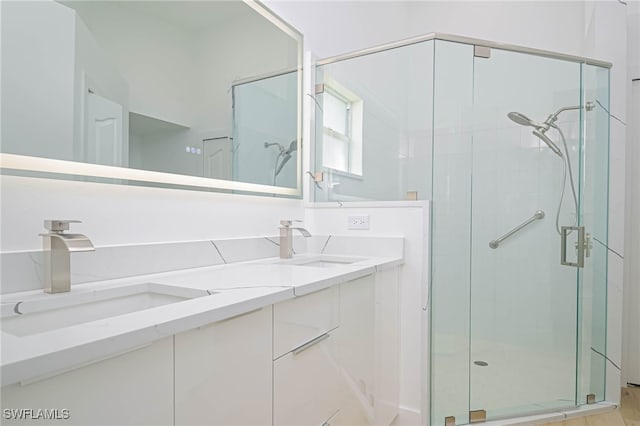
561, 225, 592, 268
489, 210, 545, 249
40, 220, 95, 293
265, 140, 297, 185
507, 102, 594, 235
279, 220, 311, 259
506, 111, 563, 157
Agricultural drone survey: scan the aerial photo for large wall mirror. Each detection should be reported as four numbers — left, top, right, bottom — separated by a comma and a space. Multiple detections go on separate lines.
1, 0, 302, 196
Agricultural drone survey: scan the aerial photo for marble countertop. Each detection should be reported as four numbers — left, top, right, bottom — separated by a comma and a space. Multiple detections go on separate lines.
0, 253, 402, 387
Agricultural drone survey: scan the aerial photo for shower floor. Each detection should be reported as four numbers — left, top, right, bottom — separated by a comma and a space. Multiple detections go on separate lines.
433, 335, 577, 423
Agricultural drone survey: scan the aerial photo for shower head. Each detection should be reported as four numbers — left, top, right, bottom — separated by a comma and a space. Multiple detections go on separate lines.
507, 112, 548, 131
508, 112, 534, 127
508, 111, 563, 157
533, 129, 563, 158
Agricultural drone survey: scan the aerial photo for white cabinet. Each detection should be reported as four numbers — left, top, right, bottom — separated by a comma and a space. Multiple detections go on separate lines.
0, 338, 173, 426
333, 269, 400, 426
273, 269, 400, 426
273, 330, 342, 426
334, 275, 376, 425
273, 285, 339, 359
373, 268, 400, 425
174, 306, 272, 426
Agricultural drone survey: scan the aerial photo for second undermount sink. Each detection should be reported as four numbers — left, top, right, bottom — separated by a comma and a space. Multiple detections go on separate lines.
278, 255, 365, 268
1, 283, 213, 337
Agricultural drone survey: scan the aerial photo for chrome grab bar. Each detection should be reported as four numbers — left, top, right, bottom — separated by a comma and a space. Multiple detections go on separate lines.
489, 210, 545, 249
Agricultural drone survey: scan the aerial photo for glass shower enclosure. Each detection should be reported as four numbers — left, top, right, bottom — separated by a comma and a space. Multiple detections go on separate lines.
313, 34, 610, 425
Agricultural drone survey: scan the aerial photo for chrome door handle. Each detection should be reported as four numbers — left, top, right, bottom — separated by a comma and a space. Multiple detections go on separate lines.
561, 226, 585, 268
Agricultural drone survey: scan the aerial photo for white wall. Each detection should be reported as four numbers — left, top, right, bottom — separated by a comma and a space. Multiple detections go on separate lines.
623, 80, 640, 387
623, 1, 640, 388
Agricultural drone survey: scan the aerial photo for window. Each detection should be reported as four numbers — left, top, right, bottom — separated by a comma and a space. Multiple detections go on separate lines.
321, 80, 363, 176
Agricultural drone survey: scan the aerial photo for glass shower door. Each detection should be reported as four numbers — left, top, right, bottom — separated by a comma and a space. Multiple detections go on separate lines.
468, 48, 583, 419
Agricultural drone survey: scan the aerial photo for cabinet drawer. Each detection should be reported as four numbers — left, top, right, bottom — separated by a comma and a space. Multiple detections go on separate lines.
273, 285, 339, 359
273, 331, 342, 426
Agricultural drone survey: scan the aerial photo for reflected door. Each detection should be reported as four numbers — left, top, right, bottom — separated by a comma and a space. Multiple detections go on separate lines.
86, 92, 124, 167
469, 49, 582, 419
203, 137, 233, 181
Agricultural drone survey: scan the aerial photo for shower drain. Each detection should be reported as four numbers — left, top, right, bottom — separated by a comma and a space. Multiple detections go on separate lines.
473, 361, 489, 367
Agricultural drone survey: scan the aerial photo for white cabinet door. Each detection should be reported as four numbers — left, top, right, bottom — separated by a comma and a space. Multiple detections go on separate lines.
273, 330, 342, 426
334, 275, 375, 425
335, 270, 400, 426
374, 267, 400, 425
174, 307, 272, 426
0, 338, 173, 426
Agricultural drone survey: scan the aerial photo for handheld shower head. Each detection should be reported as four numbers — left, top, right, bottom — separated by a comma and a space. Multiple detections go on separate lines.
508, 112, 534, 127
507, 111, 549, 131
533, 129, 563, 158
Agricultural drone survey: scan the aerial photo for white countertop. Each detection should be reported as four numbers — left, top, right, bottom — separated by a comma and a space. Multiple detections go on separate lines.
0, 253, 402, 386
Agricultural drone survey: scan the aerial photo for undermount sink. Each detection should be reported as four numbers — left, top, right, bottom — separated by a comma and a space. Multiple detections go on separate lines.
279, 255, 364, 268
296, 259, 357, 268
1, 283, 213, 337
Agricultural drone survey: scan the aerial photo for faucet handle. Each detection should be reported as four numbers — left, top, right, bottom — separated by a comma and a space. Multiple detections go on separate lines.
44, 220, 82, 233
280, 219, 304, 228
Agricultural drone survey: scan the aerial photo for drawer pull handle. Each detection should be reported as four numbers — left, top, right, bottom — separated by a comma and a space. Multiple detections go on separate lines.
292, 333, 330, 355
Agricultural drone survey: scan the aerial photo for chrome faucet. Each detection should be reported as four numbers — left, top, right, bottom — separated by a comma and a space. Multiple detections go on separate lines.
40, 220, 95, 293
279, 220, 311, 259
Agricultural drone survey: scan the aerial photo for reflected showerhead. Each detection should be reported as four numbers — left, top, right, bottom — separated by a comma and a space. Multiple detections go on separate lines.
275, 153, 292, 176
285, 140, 297, 155
533, 129, 563, 158
264, 141, 286, 153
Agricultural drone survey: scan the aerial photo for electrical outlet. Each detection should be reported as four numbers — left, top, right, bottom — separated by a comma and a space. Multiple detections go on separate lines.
347, 215, 370, 230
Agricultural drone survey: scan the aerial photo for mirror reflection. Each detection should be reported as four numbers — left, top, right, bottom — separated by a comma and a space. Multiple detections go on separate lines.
1, 0, 301, 192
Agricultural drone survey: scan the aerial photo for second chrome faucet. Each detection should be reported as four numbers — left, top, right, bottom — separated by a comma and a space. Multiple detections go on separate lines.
279, 220, 311, 259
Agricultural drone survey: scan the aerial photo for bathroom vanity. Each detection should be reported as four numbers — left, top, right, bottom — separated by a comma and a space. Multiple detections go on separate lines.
0, 246, 402, 426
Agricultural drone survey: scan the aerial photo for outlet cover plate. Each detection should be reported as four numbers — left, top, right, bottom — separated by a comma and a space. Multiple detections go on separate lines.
348, 215, 370, 230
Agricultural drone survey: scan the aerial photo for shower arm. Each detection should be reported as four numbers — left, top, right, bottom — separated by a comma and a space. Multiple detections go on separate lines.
544, 101, 595, 127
